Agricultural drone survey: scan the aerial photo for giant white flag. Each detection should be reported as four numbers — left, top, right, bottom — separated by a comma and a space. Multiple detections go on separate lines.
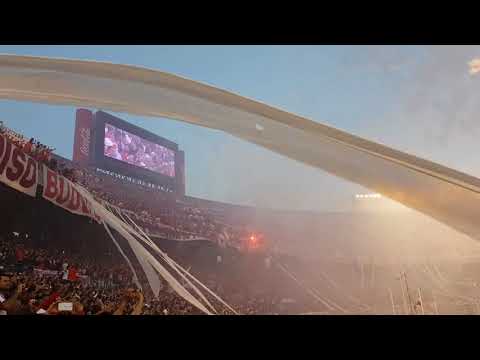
0, 54, 480, 242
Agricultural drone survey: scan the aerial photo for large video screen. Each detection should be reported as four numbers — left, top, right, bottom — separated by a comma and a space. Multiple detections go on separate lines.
104, 123, 175, 177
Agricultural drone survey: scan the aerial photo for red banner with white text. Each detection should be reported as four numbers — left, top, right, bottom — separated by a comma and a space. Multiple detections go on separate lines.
0, 133, 38, 196
42, 164, 101, 223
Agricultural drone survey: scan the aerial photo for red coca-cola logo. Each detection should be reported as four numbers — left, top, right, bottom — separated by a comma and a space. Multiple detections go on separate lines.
79, 128, 90, 156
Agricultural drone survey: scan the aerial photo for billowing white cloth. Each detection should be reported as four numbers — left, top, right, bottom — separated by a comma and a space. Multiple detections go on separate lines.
1, 55, 480, 242
89, 189, 238, 314
117, 209, 218, 314
102, 221, 143, 292
116, 205, 238, 314
103, 204, 161, 298
76, 186, 216, 314
108, 203, 216, 312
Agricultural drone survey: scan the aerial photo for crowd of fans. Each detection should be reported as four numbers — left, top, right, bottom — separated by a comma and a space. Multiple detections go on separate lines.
0, 231, 287, 315
0, 122, 285, 315
0, 121, 254, 248
0, 230, 220, 315
5, 121, 477, 315
73, 165, 251, 248
0, 122, 55, 165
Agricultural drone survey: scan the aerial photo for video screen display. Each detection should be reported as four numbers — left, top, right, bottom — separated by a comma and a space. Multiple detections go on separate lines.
104, 123, 175, 177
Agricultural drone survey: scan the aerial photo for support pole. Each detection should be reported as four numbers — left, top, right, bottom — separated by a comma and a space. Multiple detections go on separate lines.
388, 288, 396, 315
418, 288, 425, 315
399, 272, 409, 314
432, 292, 439, 315
404, 272, 414, 314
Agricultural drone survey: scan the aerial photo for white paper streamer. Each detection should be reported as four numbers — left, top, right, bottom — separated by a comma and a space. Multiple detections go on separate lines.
120, 209, 238, 314
109, 203, 238, 314
113, 206, 218, 313
102, 220, 142, 291
77, 186, 213, 314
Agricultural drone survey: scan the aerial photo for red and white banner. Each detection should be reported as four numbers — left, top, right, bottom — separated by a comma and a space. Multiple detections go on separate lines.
42, 164, 100, 222
0, 133, 38, 196
34, 267, 89, 281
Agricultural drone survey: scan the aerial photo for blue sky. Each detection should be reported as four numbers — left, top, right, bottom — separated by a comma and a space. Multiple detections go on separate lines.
1, 45, 479, 212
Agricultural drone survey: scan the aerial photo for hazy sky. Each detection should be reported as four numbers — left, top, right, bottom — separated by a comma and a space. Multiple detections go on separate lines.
1, 45, 479, 212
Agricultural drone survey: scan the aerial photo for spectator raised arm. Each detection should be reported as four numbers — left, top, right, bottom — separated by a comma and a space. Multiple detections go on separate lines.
130, 290, 144, 315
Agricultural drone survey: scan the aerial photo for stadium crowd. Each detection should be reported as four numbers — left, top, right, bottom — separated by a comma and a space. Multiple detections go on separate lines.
0, 121, 55, 165
1, 121, 252, 247
0, 122, 289, 315
69, 164, 253, 248
0, 231, 286, 315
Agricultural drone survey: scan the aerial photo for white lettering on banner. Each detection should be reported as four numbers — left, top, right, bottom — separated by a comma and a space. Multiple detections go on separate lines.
0, 133, 38, 196
42, 164, 101, 223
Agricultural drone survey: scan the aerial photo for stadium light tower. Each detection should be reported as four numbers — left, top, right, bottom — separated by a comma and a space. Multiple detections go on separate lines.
352, 193, 383, 212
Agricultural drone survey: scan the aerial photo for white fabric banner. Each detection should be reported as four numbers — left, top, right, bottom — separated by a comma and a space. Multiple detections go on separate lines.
76, 186, 218, 314
119, 209, 221, 314
0, 133, 38, 196
0, 55, 478, 242
102, 221, 143, 292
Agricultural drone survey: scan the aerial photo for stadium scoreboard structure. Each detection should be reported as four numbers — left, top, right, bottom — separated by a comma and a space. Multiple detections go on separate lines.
72, 109, 185, 196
